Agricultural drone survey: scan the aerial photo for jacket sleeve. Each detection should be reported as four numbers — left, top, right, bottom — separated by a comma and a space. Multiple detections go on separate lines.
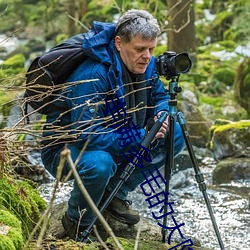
65, 60, 146, 155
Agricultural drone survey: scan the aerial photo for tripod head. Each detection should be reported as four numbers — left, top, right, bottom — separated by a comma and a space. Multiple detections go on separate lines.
168, 76, 182, 100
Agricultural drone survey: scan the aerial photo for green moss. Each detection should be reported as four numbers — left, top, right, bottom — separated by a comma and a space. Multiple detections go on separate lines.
7, 228, 24, 249
199, 90, 248, 121
209, 120, 250, 150
0, 209, 24, 249
213, 120, 250, 133
0, 235, 16, 250
0, 209, 21, 229
1, 54, 25, 69
213, 67, 235, 86
0, 54, 26, 86
199, 95, 224, 107
235, 57, 250, 116
0, 175, 47, 239
0, 91, 17, 109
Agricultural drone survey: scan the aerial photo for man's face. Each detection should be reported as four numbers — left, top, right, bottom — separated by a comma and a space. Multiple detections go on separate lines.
115, 35, 157, 74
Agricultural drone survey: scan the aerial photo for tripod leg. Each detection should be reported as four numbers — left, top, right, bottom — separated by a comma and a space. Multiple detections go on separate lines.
162, 114, 175, 243
177, 112, 225, 250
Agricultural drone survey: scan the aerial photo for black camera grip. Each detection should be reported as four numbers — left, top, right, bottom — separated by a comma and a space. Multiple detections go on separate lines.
141, 111, 168, 149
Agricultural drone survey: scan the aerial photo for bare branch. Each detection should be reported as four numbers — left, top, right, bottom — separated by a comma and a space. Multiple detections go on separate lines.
63, 148, 124, 250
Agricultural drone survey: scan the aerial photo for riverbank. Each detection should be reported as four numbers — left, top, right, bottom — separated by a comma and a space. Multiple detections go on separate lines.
35, 201, 211, 250
38, 155, 250, 250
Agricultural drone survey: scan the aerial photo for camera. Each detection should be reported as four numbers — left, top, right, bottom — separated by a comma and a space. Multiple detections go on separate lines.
156, 51, 192, 79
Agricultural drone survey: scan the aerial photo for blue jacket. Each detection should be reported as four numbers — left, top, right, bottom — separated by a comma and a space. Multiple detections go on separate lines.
44, 21, 170, 155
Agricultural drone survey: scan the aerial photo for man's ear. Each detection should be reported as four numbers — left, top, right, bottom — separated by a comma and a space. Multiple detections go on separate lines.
115, 36, 122, 51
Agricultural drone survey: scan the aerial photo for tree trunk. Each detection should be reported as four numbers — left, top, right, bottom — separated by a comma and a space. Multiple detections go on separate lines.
67, 0, 76, 36
78, 0, 88, 20
167, 0, 196, 62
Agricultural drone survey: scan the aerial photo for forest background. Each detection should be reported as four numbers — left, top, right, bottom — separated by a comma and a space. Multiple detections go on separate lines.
0, 0, 250, 124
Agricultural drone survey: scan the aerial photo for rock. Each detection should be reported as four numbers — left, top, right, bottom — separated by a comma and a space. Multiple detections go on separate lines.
181, 89, 199, 105
169, 168, 193, 189
179, 100, 211, 148
174, 146, 213, 173
43, 201, 212, 250
209, 120, 250, 160
213, 157, 250, 184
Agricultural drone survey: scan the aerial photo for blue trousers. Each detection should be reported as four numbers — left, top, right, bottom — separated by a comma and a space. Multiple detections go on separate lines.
41, 122, 185, 226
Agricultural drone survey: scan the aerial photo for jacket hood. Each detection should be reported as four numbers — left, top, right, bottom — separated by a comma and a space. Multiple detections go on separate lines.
82, 21, 116, 65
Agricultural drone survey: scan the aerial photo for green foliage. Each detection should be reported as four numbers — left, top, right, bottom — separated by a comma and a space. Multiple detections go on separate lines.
199, 95, 224, 107
199, 91, 248, 121
213, 67, 235, 86
1, 54, 25, 69
192, 40, 241, 95
0, 54, 26, 83
154, 44, 167, 57
196, 0, 250, 47
55, 33, 69, 45
234, 57, 250, 115
209, 10, 234, 42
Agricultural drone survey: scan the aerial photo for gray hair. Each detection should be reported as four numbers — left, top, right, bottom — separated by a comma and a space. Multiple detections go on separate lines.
115, 9, 160, 43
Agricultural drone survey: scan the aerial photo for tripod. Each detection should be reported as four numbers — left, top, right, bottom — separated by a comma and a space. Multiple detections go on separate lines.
81, 111, 168, 241
82, 76, 225, 249
162, 76, 225, 249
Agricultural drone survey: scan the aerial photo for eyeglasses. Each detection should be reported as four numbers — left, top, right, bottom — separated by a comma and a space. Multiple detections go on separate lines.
115, 17, 139, 35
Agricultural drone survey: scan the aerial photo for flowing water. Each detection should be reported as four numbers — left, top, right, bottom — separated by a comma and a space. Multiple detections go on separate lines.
38, 156, 250, 250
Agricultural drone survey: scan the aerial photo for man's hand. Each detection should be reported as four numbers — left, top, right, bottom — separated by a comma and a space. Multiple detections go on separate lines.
154, 112, 169, 139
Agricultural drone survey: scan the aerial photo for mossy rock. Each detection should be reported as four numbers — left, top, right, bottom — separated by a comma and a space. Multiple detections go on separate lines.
209, 120, 250, 160
213, 67, 235, 86
0, 174, 47, 239
0, 209, 24, 250
199, 92, 248, 122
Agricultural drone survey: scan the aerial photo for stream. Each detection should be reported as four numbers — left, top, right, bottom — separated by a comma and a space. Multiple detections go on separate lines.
38, 155, 250, 250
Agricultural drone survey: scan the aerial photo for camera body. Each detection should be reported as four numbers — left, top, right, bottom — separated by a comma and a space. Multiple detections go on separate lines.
156, 51, 192, 79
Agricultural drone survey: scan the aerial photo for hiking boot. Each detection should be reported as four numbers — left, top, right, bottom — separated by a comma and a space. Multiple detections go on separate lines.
105, 196, 140, 225
61, 213, 98, 243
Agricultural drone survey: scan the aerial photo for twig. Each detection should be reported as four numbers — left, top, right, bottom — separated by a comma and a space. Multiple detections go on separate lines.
134, 220, 142, 250
93, 225, 109, 250
68, 14, 89, 31
61, 148, 124, 250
